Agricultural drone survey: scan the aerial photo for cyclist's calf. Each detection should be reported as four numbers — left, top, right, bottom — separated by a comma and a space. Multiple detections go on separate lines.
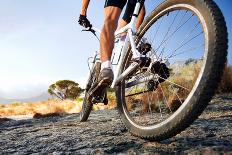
100, 7, 122, 62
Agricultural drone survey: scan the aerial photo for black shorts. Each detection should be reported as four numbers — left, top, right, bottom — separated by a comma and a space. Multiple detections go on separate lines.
104, 0, 143, 23
104, 0, 128, 10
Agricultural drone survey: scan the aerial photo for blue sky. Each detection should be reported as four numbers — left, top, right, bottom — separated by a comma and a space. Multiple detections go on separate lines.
0, 0, 231, 99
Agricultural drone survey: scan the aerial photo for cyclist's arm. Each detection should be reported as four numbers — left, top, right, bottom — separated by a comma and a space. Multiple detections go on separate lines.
81, 0, 90, 16
79, 0, 92, 28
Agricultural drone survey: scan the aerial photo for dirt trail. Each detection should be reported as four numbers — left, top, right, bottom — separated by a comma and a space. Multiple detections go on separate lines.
0, 95, 232, 154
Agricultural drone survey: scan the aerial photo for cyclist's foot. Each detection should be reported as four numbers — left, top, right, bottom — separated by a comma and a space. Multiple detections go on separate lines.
88, 68, 114, 104
91, 89, 108, 105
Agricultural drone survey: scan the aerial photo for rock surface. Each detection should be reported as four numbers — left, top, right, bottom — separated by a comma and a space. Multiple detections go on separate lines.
0, 95, 232, 154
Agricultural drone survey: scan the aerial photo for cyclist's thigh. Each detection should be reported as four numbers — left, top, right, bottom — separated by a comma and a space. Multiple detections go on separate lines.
104, 0, 127, 10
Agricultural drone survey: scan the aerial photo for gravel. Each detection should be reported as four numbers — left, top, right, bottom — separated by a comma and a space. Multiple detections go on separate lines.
0, 95, 232, 154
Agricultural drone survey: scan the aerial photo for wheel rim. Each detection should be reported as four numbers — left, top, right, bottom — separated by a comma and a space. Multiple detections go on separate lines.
121, 4, 209, 130
80, 62, 101, 121
80, 93, 88, 120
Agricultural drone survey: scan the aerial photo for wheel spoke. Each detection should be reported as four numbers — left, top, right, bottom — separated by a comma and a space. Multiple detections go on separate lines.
167, 21, 201, 58
169, 85, 184, 104
166, 44, 204, 59
156, 91, 163, 118
155, 11, 180, 58
151, 16, 165, 45
122, 6, 210, 129
170, 31, 203, 56
158, 75, 190, 91
157, 80, 172, 113
153, 13, 194, 60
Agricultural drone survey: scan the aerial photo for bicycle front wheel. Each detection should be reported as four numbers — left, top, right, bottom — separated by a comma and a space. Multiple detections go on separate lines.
80, 61, 101, 122
116, 0, 228, 140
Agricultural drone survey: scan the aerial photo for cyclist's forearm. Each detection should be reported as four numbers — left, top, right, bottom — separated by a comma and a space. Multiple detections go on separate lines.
81, 0, 90, 16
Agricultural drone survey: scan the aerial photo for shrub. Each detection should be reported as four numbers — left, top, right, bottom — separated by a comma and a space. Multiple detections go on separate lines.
217, 65, 232, 94
11, 102, 23, 106
33, 113, 62, 119
106, 91, 117, 109
76, 97, 83, 103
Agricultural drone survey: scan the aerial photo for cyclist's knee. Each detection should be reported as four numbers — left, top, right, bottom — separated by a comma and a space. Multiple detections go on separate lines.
103, 18, 118, 31
103, 6, 121, 30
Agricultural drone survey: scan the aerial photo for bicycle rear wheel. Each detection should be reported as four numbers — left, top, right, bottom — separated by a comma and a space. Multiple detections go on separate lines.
116, 0, 228, 140
80, 61, 101, 122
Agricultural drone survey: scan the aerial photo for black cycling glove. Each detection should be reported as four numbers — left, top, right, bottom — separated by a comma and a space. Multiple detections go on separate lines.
78, 15, 92, 28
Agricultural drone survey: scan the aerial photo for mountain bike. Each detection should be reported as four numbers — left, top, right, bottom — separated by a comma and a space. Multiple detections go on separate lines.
79, 0, 228, 141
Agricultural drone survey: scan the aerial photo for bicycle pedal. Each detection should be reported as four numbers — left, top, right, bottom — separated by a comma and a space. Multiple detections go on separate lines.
91, 96, 103, 104
91, 91, 108, 105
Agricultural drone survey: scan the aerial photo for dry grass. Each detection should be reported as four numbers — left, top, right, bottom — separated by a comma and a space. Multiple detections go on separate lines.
0, 94, 118, 117
125, 61, 202, 113
217, 65, 232, 94
1, 64, 230, 118
0, 99, 82, 117
128, 62, 232, 113
106, 91, 117, 109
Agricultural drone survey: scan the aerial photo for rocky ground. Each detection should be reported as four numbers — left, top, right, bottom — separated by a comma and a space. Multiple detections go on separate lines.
0, 95, 232, 154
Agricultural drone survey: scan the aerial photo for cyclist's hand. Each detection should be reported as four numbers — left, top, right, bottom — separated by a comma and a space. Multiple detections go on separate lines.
78, 15, 92, 28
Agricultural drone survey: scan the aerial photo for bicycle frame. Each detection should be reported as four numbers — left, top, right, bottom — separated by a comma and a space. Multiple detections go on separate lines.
87, 1, 144, 88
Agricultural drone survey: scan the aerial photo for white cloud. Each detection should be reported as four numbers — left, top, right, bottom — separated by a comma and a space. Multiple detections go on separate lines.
0, 74, 88, 99
0, 74, 60, 99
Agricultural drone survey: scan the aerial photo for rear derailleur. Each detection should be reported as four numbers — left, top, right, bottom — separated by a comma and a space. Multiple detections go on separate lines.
136, 40, 170, 91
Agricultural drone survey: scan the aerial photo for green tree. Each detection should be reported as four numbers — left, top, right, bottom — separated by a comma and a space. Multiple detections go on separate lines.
48, 80, 83, 100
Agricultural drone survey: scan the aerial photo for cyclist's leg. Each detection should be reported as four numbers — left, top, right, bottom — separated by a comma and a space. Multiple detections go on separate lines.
100, 0, 126, 63
136, 6, 145, 30
100, 6, 122, 62
88, 1, 126, 102
118, 2, 146, 30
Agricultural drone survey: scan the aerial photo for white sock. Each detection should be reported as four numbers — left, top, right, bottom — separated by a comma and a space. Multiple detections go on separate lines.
101, 60, 112, 71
